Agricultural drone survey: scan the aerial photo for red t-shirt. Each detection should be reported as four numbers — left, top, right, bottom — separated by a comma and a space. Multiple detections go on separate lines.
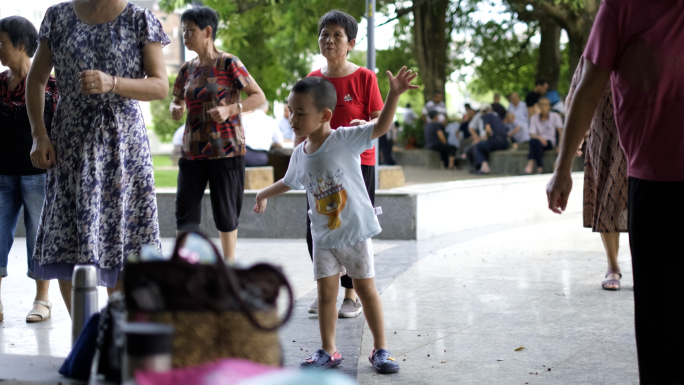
584, 0, 684, 181
307, 67, 384, 166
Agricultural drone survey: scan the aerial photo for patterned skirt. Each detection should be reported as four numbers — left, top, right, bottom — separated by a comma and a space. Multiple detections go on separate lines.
581, 88, 628, 233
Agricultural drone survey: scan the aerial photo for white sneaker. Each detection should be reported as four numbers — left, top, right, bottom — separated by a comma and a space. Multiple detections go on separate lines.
308, 297, 318, 314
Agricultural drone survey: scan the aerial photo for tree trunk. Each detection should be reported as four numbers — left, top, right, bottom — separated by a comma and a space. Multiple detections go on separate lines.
412, 0, 450, 102
566, 31, 586, 84
536, 18, 561, 91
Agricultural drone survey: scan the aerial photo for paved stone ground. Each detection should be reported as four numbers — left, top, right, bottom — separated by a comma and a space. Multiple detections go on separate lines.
0, 214, 638, 384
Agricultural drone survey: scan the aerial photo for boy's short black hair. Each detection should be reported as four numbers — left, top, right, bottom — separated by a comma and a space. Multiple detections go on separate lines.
428, 109, 439, 119
464, 103, 472, 110
0, 16, 38, 57
181, 6, 219, 40
318, 10, 358, 40
291, 77, 337, 113
406, 103, 412, 108
535, 79, 547, 86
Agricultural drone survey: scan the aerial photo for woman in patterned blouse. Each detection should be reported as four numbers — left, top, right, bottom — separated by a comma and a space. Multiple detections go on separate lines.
0, 16, 58, 323
170, 6, 266, 261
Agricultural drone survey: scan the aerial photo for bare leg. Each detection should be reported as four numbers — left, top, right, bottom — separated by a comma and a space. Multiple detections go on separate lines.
448, 156, 456, 170
318, 275, 339, 354
35, 279, 50, 301
352, 277, 387, 350
58, 279, 72, 316
107, 280, 124, 296
480, 161, 490, 173
25, 279, 51, 322
601, 232, 621, 289
524, 159, 535, 174
219, 229, 237, 262
344, 287, 357, 302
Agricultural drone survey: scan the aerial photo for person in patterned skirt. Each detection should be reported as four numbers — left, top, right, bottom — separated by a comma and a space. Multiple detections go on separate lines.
567, 57, 628, 291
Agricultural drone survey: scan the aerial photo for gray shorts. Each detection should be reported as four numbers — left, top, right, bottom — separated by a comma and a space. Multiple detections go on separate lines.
312, 239, 375, 281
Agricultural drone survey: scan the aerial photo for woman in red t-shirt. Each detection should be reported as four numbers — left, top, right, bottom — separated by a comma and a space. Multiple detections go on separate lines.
301, 10, 384, 319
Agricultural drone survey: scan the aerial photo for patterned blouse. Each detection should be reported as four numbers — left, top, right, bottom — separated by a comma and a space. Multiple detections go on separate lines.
173, 52, 252, 160
0, 71, 59, 175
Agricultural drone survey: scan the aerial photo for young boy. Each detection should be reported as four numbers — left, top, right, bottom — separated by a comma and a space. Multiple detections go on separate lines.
254, 67, 418, 373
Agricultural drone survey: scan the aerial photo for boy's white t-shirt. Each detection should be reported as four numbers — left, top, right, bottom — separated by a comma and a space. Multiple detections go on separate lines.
282, 124, 381, 249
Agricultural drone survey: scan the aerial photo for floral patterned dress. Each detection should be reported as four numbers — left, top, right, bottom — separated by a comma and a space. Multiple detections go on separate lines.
32, 1, 170, 287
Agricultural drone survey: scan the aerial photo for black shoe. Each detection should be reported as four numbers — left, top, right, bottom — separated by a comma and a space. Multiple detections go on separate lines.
369, 349, 399, 374
300, 349, 343, 369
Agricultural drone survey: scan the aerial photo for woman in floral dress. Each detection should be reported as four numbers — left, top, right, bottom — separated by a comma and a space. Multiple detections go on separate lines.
26, 0, 170, 314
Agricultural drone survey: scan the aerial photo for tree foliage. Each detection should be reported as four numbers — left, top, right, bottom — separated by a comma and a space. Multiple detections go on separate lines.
150, 75, 183, 142
465, 18, 538, 97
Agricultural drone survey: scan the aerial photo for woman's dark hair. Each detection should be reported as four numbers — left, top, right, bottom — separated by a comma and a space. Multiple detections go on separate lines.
290, 77, 337, 113
181, 6, 219, 41
0, 16, 38, 57
318, 10, 358, 41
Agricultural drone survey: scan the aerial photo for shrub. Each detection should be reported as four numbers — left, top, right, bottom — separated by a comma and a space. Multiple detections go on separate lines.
398, 119, 425, 148
150, 74, 183, 143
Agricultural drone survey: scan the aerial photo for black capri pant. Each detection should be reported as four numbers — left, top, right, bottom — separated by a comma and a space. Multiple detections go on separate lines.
427, 143, 457, 169
628, 177, 684, 384
176, 156, 245, 233
527, 138, 554, 167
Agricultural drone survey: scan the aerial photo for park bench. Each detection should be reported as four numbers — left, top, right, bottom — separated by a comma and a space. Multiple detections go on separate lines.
393, 148, 442, 169
488, 146, 584, 175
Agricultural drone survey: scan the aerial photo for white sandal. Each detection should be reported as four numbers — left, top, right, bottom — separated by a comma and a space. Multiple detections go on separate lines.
26, 300, 52, 323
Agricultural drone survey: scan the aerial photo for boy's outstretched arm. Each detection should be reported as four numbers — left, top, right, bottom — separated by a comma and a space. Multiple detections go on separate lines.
372, 66, 419, 140
254, 180, 291, 214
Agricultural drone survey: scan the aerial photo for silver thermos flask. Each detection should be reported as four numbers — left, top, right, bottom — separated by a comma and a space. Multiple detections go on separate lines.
71, 264, 99, 346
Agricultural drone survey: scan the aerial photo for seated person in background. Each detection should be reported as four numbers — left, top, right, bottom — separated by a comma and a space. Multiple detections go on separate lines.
242, 101, 284, 166
422, 92, 447, 124
444, 116, 461, 150
525, 79, 548, 118
525, 97, 563, 174
507, 91, 528, 134
457, 104, 476, 157
463, 106, 486, 161
470, 104, 510, 174
491, 93, 507, 120
503, 111, 530, 150
278, 102, 294, 141
424, 110, 457, 170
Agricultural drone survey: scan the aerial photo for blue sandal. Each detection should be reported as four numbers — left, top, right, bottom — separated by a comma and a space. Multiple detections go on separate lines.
299, 349, 343, 369
369, 349, 400, 374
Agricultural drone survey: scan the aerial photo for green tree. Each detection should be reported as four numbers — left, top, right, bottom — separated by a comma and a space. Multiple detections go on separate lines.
150, 74, 183, 142
464, 18, 538, 97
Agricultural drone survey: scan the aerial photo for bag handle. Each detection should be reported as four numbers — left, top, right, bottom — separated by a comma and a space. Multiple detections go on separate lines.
173, 231, 294, 332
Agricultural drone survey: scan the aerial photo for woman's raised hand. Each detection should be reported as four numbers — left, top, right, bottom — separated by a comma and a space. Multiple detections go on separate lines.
79, 70, 115, 95
387, 66, 419, 95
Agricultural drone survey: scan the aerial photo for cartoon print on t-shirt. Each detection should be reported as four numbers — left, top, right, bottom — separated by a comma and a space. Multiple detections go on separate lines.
344, 94, 353, 102
307, 169, 347, 230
